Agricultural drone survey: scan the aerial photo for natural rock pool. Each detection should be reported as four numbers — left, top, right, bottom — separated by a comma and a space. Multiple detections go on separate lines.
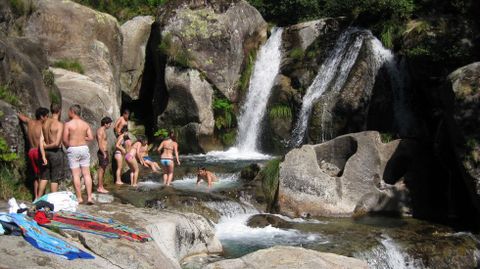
112, 154, 480, 269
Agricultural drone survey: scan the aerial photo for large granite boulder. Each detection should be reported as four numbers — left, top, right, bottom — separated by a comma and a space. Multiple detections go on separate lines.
157, 0, 267, 102
205, 246, 368, 269
278, 131, 412, 217
24, 0, 122, 123
121, 16, 154, 100
159, 66, 215, 153
0, 100, 24, 159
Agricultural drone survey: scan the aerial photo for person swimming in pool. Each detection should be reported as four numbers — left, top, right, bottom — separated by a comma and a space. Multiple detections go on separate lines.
196, 167, 217, 188
157, 131, 180, 186
138, 138, 160, 173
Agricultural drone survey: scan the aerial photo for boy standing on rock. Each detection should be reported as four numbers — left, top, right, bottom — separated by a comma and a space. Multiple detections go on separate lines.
63, 104, 94, 205
38, 103, 65, 197
96, 116, 112, 193
18, 108, 49, 200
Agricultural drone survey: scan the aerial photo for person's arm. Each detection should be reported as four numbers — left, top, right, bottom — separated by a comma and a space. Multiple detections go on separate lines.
44, 123, 63, 149
97, 129, 107, 158
115, 135, 126, 155
17, 113, 31, 124
85, 125, 94, 142
135, 143, 145, 166
157, 142, 164, 154
174, 143, 180, 165
62, 123, 70, 148
39, 131, 47, 166
196, 174, 203, 185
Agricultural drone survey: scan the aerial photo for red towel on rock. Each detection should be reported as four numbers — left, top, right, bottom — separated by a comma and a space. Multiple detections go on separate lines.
34, 211, 51, 225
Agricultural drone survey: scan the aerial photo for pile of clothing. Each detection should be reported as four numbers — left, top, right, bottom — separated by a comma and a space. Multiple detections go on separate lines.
1, 192, 152, 260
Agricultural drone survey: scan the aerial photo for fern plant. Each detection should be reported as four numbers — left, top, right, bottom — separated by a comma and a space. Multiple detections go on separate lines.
269, 104, 292, 120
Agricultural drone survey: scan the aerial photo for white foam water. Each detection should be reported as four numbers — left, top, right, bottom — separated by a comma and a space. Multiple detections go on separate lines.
355, 235, 424, 269
172, 173, 241, 192
235, 27, 283, 153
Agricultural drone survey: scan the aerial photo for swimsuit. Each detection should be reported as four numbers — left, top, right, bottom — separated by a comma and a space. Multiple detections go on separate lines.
66, 145, 90, 169
125, 153, 134, 161
97, 150, 109, 169
143, 156, 153, 162
42, 148, 65, 183
160, 159, 172, 166
28, 147, 43, 177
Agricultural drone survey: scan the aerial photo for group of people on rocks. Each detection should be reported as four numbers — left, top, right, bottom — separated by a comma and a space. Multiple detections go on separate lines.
17, 104, 182, 204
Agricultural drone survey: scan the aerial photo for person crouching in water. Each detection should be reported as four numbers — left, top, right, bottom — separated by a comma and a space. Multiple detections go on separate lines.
138, 138, 160, 173
114, 126, 131, 185
157, 131, 180, 186
196, 167, 217, 188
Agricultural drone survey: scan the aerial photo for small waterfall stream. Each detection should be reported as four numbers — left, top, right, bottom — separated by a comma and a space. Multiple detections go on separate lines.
235, 27, 283, 154
290, 28, 367, 147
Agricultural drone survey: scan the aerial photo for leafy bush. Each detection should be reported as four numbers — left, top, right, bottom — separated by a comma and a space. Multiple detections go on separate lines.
269, 104, 292, 120
380, 132, 395, 143
52, 59, 85, 74
73, 0, 167, 21
213, 98, 234, 130
260, 158, 281, 211
238, 50, 256, 92
220, 131, 236, 147
154, 128, 169, 138
0, 85, 20, 107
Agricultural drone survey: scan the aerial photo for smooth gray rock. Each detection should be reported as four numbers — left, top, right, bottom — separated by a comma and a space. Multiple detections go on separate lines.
205, 246, 368, 269
279, 131, 405, 217
92, 193, 114, 203
121, 16, 154, 99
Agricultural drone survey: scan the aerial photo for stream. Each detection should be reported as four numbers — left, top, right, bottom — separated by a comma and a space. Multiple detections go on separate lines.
113, 154, 480, 269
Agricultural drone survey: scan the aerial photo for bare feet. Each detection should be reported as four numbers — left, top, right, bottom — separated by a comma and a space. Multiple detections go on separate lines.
97, 188, 109, 194
131, 184, 138, 187
86, 201, 94, 205
115, 181, 124, 185
77, 198, 84, 204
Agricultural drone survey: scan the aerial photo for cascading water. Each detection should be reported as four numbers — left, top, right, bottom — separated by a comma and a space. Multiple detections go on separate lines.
235, 27, 283, 153
205, 28, 283, 160
290, 28, 367, 147
355, 235, 424, 269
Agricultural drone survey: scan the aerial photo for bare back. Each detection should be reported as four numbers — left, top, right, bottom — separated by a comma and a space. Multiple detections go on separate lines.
27, 120, 44, 149
159, 139, 177, 158
114, 117, 127, 135
43, 118, 63, 148
64, 118, 93, 147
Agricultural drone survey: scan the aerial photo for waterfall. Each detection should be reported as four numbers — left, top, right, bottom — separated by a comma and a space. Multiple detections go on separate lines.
235, 27, 283, 153
355, 235, 424, 269
289, 28, 366, 147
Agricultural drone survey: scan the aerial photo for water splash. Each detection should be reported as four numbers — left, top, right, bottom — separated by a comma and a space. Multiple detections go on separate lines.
234, 27, 283, 154
355, 235, 424, 269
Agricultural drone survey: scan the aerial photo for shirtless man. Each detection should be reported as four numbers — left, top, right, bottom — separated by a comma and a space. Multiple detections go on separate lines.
18, 107, 49, 200
38, 103, 65, 197
96, 117, 112, 193
114, 109, 129, 136
196, 167, 217, 188
63, 104, 95, 204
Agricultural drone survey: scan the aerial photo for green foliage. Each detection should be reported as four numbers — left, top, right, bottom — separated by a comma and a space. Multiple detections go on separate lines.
53, 59, 85, 74
239, 50, 257, 92
260, 159, 281, 209
9, 0, 33, 16
213, 98, 234, 130
380, 133, 395, 143
289, 47, 305, 60
0, 85, 20, 107
247, 0, 321, 26
0, 137, 18, 163
42, 69, 55, 88
154, 128, 169, 138
220, 131, 236, 147
0, 163, 31, 200
269, 104, 292, 120
73, 0, 167, 22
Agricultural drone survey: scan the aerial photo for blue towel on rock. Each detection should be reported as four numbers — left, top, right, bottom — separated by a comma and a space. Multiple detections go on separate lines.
3, 213, 94, 260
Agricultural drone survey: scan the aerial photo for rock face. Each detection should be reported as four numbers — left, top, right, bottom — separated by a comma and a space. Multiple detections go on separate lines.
0, 201, 222, 269
159, 66, 215, 153
24, 0, 122, 123
205, 246, 369, 269
121, 16, 154, 99
278, 131, 411, 217
0, 36, 57, 166
158, 0, 267, 102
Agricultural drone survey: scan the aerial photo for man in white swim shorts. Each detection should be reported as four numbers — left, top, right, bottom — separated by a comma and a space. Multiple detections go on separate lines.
63, 104, 95, 205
